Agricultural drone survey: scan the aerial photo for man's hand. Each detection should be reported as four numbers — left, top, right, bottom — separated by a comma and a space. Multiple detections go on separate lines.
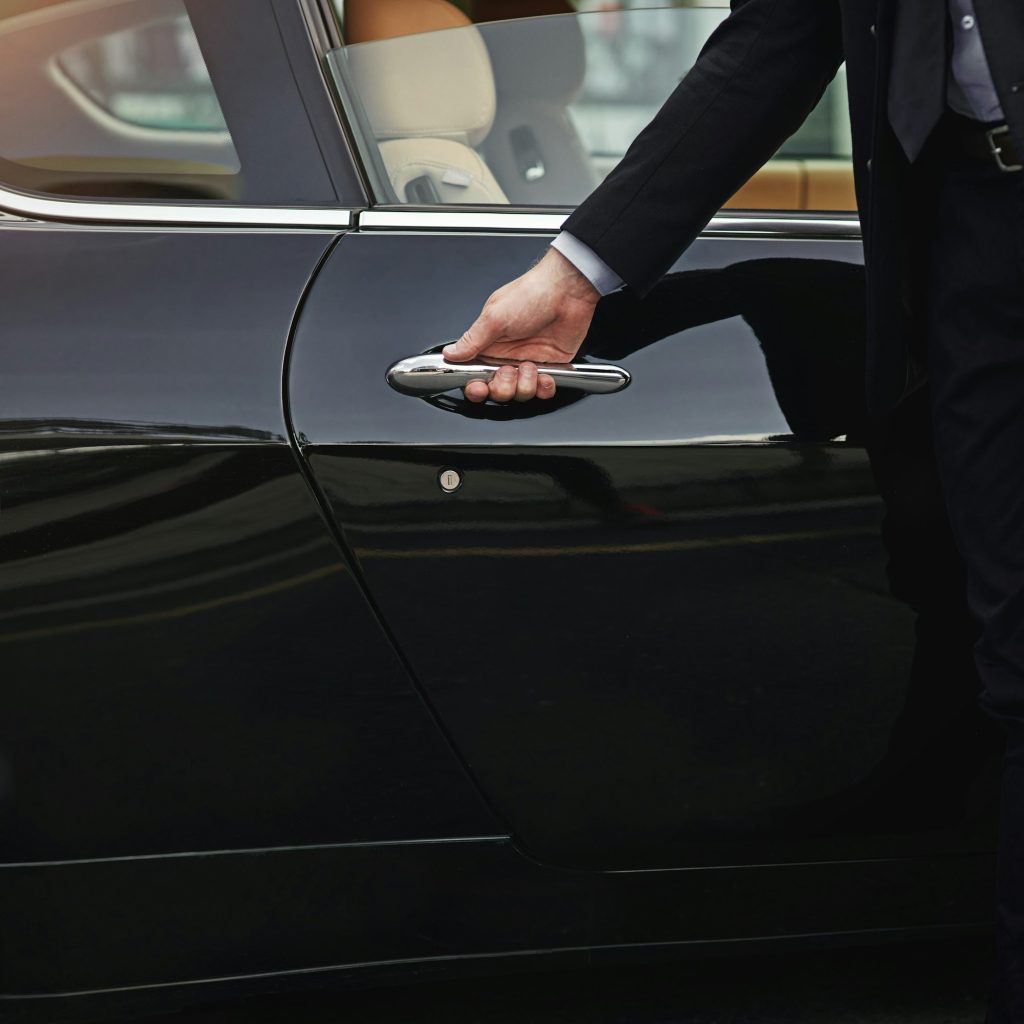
443, 247, 600, 403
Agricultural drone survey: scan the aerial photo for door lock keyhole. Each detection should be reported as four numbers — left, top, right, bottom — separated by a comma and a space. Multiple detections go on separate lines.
439, 468, 462, 493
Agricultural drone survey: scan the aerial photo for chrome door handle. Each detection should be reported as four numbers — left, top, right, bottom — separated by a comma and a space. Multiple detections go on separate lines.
386, 352, 631, 398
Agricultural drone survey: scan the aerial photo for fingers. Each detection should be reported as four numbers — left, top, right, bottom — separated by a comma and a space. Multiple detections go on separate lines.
464, 368, 514, 404
512, 365, 557, 401
442, 332, 479, 363
514, 362, 537, 402
464, 364, 556, 404
489, 365, 518, 404
444, 310, 500, 363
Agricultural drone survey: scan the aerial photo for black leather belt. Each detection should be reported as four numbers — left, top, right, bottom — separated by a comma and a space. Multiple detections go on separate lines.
941, 112, 1023, 173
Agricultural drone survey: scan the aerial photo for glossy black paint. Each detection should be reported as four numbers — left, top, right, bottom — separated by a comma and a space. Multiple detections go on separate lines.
291, 231, 1001, 869
0, 225, 323, 438
0, 839, 992, 1015
0, 0, 1005, 1015
291, 233, 853, 446
0, 438, 499, 862
0, 227, 495, 860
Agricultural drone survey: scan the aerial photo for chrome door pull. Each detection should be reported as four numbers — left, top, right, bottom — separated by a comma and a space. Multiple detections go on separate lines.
386, 352, 631, 398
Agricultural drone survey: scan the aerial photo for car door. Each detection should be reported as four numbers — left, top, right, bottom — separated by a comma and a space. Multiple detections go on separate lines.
0, 0, 503, 1000
289, 2, 1002, 873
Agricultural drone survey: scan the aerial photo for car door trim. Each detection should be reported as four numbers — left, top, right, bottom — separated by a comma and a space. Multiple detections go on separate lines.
356, 210, 862, 238
0, 184, 353, 228
0, 189, 858, 236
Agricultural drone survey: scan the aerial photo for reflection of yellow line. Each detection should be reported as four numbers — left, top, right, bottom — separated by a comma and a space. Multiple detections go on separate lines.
0, 527, 875, 645
358, 526, 875, 560
0, 564, 343, 646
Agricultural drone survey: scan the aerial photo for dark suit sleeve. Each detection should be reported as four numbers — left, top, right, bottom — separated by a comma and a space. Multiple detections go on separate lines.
561, 0, 844, 296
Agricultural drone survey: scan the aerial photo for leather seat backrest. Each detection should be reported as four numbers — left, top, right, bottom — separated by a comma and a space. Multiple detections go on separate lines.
803, 159, 857, 211
347, 0, 470, 42
478, 12, 598, 205
345, 0, 509, 204
722, 159, 858, 211
724, 160, 804, 211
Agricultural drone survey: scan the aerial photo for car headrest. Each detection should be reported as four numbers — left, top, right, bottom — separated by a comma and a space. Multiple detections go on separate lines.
345, 0, 497, 147
345, 0, 471, 44
483, 12, 586, 105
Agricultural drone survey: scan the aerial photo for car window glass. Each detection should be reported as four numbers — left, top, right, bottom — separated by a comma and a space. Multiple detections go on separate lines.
328, 5, 855, 213
0, 0, 241, 201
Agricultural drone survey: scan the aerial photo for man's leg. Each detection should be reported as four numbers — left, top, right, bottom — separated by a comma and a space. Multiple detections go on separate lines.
917, 114, 1024, 1022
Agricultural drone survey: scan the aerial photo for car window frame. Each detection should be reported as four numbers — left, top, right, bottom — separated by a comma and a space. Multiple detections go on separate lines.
313, 1, 862, 241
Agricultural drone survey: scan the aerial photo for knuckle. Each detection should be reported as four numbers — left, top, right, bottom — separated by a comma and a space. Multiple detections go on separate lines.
492, 373, 515, 400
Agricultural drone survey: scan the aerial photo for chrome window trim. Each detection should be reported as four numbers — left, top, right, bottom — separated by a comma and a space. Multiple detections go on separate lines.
0, 184, 353, 228
359, 211, 573, 233
356, 209, 862, 238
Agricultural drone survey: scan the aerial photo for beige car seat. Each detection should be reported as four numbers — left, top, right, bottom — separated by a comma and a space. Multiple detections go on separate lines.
478, 11, 599, 205
724, 159, 857, 211
345, 0, 509, 204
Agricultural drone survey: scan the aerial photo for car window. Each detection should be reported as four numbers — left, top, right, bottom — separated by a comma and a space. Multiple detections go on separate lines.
328, 5, 855, 213
0, 0, 241, 201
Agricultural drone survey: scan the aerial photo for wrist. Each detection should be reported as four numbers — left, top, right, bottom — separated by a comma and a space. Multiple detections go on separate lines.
541, 246, 601, 305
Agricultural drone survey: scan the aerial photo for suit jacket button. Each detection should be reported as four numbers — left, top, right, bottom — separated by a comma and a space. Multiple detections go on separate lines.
867, 157, 873, 172
869, 22, 876, 36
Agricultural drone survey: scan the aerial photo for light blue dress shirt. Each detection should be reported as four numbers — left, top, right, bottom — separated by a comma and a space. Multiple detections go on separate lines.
550, 230, 624, 295
555, 0, 1006, 295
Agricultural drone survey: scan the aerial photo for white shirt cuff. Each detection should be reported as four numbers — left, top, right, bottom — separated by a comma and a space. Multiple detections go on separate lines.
551, 231, 624, 296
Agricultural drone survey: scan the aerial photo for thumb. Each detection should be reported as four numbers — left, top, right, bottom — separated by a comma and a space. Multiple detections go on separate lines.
443, 314, 499, 362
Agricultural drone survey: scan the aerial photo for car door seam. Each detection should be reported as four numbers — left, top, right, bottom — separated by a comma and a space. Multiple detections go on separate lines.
280, 233, 516, 837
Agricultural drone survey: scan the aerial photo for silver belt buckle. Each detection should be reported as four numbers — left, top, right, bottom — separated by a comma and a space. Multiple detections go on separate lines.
986, 125, 1023, 173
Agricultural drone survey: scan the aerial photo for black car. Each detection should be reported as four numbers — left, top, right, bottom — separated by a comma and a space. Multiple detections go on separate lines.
0, 0, 999, 1020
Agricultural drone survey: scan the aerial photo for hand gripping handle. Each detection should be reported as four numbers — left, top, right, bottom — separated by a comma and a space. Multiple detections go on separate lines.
386, 351, 631, 399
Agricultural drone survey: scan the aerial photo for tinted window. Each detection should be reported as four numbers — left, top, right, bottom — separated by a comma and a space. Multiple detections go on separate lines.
0, 0, 241, 200
330, 6, 855, 212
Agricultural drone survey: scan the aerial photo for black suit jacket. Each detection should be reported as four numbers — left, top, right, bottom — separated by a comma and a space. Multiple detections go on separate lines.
562, 0, 1024, 412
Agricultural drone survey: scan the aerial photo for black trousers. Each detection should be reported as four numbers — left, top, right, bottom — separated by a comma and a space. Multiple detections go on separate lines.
911, 113, 1024, 1022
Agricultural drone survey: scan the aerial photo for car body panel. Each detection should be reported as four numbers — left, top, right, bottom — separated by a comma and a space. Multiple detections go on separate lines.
0, 0, 1003, 1017
289, 229, 1000, 871
0, 223, 498, 868
0, 838, 992, 1005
